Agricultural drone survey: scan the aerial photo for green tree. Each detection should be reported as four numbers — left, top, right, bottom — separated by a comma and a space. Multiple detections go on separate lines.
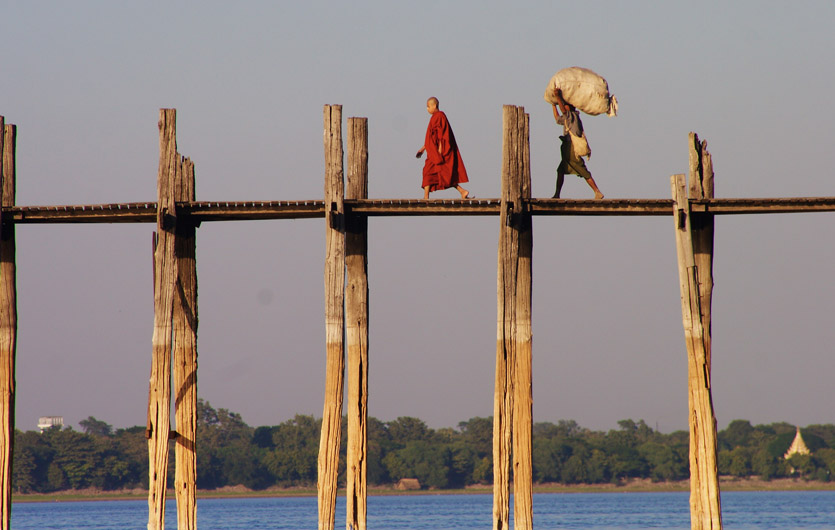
786, 453, 815, 478
728, 446, 751, 477
367, 417, 390, 485
586, 449, 611, 483
719, 420, 754, 450
47, 462, 67, 491
561, 446, 590, 484
751, 448, 778, 480
196, 399, 255, 488
532, 438, 571, 483
813, 448, 835, 482
458, 417, 492, 458
638, 442, 686, 482
11, 445, 37, 493
43, 428, 99, 490
263, 415, 320, 486
387, 417, 431, 445
79, 416, 113, 437
382, 440, 451, 489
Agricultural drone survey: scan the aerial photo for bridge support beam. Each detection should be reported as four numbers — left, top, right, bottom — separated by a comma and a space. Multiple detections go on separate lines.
0, 118, 17, 530
148, 109, 198, 530
173, 155, 197, 530
318, 104, 346, 530
671, 133, 722, 530
494, 105, 533, 530
345, 116, 369, 530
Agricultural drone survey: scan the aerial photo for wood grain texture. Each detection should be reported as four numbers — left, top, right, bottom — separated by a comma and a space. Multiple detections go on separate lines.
345, 117, 369, 530
318, 105, 345, 530
494, 105, 533, 530
672, 159, 722, 530
148, 109, 178, 530
173, 156, 197, 530
511, 111, 533, 530
0, 120, 17, 530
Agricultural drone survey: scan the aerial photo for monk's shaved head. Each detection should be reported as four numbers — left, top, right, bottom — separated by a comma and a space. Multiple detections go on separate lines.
427, 97, 439, 107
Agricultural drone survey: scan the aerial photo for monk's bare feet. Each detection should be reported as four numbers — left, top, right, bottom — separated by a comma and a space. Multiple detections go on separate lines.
551, 194, 561, 199
594, 192, 604, 199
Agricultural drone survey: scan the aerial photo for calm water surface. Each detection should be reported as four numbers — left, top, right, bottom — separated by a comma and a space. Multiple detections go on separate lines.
11, 491, 835, 529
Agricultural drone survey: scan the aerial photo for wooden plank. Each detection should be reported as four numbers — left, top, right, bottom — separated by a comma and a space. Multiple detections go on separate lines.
148, 109, 178, 530
671, 171, 722, 530
512, 110, 533, 530
0, 120, 17, 530
345, 117, 369, 530
173, 156, 197, 530
318, 104, 345, 530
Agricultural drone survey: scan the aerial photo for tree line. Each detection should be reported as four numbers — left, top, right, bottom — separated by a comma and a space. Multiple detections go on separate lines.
11, 399, 835, 493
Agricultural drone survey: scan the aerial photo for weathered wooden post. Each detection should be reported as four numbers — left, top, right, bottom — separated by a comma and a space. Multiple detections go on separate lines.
0, 118, 17, 530
173, 156, 198, 530
345, 117, 369, 530
494, 105, 533, 530
512, 110, 533, 530
318, 104, 345, 530
671, 133, 721, 530
148, 108, 179, 530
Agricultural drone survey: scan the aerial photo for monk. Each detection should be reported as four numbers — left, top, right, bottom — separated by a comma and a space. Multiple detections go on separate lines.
416, 97, 471, 199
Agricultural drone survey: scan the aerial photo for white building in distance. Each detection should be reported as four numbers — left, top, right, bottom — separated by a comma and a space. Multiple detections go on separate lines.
37, 416, 63, 433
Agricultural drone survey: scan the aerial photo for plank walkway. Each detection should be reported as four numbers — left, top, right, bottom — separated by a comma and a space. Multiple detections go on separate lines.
3, 196, 835, 223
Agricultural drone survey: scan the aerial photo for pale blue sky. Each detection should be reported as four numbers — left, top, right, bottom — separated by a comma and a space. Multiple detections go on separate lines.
2, 1, 833, 433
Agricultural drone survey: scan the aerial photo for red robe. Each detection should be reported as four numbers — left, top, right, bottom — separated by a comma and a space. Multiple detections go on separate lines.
422, 110, 469, 191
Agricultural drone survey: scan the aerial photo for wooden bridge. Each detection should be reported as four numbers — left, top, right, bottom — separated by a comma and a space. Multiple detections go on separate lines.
5, 196, 835, 224
1, 107, 833, 530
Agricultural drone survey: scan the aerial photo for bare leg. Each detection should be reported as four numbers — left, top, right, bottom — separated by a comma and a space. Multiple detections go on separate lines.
553, 171, 565, 199
586, 176, 604, 199
423, 186, 430, 199
455, 185, 470, 199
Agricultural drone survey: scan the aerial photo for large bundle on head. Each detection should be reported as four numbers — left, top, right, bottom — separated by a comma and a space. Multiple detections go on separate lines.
544, 67, 618, 117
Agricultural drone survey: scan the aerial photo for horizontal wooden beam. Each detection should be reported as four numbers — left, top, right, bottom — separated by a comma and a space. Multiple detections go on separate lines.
348, 198, 501, 216
2, 196, 834, 223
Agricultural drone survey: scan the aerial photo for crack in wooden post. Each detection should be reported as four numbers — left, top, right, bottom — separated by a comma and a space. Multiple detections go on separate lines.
318, 104, 345, 530
670, 132, 722, 530
345, 117, 369, 530
147, 109, 178, 530
173, 155, 197, 530
494, 105, 533, 530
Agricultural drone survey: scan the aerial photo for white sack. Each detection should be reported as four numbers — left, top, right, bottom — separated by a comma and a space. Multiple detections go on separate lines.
544, 67, 618, 117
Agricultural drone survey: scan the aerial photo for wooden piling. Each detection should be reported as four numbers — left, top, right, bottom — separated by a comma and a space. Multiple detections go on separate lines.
671, 133, 721, 530
0, 119, 17, 530
494, 105, 533, 530
148, 109, 179, 530
345, 117, 369, 530
173, 156, 197, 530
511, 110, 533, 530
318, 104, 345, 530
688, 133, 714, 372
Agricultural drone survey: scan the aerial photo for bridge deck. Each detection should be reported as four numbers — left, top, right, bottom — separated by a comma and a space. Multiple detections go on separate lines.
2, 197, 834, 224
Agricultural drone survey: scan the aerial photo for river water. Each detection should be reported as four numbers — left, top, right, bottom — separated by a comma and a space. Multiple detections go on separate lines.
11, 490, 835, 529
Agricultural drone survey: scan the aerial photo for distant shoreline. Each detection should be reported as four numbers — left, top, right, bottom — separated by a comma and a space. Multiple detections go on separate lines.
12, 477, 835, 503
